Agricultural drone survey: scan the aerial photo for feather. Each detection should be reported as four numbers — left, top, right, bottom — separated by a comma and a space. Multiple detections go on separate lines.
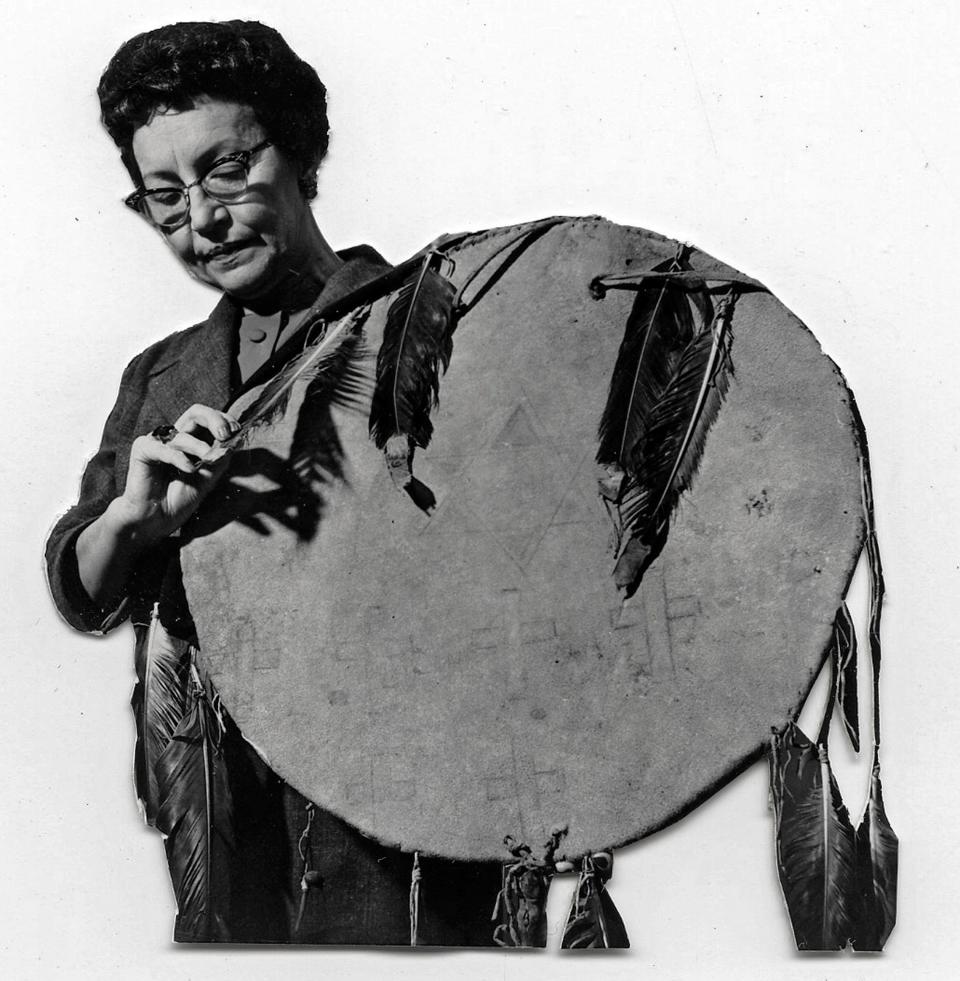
852, 761, 898, 950
832, 602, 860, 752
133, 604, 191, 825
369, 258, 456, 451
155, 665, 235, 942
611, 293, 733, 592
596, 257, 697, 475
560, 856, 630, 949
224, 305, 371, 449
769, 723, 858, 950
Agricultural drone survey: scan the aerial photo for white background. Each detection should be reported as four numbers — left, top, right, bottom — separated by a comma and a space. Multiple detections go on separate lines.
1, 1, 957, 978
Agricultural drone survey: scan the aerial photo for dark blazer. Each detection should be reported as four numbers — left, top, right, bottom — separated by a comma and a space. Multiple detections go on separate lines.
45, 255, 502, 945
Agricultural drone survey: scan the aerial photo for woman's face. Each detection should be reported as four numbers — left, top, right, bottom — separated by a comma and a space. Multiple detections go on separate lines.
131, 98, 314, 304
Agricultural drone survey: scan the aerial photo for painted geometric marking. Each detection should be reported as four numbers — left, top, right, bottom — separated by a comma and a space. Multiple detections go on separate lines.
497, 530, 544, 567
534, 769, 567, 794
472, 615, 562, 654
608, 620, 649, 658
520, 618, 557, 645
361, 605, 386, 631
667, 595, 701, 620
494, 403, 541, 447
550, 481, 600, 525
666, 593, 702, 647
610, 601, 645, 630
473, 625, 502, 650
422, 397, 586, 572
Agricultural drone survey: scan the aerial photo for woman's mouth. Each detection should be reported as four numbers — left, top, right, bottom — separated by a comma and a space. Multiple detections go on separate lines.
203, 241, 255, 261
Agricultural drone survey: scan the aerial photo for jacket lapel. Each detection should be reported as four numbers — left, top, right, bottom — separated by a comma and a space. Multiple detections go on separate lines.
146, 294, 241, 423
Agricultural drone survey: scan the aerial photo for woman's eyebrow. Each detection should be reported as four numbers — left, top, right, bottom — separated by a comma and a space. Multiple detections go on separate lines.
139, 167, 184, 186
140, 139, 253, 186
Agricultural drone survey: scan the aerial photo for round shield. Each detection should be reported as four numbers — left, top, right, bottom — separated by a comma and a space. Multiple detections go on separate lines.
181, 217, 864, 861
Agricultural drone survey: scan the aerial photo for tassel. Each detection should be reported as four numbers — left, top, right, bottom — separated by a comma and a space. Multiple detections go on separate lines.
491, 830, 564, 948
133, 603, 191, 825
409, 851, 422, 947
293, 804, 322, 940
850, 415, 898, 950
492, 854, 551, 948
769, 396, 897, 952
155, 663, 235, 942
560, 852, 629, 949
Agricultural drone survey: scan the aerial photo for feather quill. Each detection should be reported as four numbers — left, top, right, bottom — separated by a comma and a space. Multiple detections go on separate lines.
133, 604, 191, 825
155, 666, 235, 942
369, 259, 456, 451
769, 722, 858, 950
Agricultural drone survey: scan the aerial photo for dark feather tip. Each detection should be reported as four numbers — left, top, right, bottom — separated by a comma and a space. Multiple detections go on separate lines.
405, 477, 437, 514
613, 527, 668, 596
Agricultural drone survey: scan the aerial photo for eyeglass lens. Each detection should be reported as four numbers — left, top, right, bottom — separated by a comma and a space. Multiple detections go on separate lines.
140, 159, 252, 227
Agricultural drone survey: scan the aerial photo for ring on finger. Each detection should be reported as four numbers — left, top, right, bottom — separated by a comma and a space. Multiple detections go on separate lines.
150, 424, 178, 444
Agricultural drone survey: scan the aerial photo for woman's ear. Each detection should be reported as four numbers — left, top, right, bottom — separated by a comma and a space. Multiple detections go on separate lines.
298, 159, 319, 199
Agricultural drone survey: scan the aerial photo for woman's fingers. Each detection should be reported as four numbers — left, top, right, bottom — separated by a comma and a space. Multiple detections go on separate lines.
174, 403, 240, 442
168, 430, 218, 464
130, 433, 198, 475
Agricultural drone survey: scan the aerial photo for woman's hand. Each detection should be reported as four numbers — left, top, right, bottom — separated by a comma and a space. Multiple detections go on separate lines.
114, 404, 239, 541
75, 404, 238, 606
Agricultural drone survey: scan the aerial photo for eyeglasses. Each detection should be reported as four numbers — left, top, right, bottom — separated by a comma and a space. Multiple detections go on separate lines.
124, 139, 273, 230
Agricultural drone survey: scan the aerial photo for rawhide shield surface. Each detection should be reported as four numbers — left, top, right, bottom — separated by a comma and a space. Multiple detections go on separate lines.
181, 217, 865, 861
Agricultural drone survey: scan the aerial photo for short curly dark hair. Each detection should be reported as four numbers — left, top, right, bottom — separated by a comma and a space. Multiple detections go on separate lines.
98, 20, 329, 199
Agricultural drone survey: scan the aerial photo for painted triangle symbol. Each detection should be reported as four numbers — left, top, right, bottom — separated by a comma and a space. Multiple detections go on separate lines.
494, 404, 540, 448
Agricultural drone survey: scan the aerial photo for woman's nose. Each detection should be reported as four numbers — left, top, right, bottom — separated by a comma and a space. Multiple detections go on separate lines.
187, 184, 229, 234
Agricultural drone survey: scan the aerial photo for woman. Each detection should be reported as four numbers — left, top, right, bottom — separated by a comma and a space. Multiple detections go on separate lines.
45, 20, 501, 945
